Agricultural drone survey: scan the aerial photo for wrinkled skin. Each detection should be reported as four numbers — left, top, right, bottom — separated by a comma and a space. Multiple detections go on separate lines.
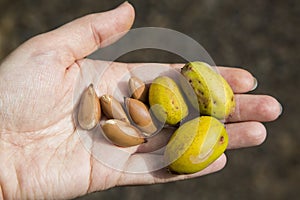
0, 2, 281, 199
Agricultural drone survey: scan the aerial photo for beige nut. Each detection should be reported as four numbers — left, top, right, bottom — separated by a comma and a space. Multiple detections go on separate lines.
129, 77, 149, 103
100, 94, 130, 123
101, 119, 146, 147
125, 97, 157, 135
78, 84, 101, 130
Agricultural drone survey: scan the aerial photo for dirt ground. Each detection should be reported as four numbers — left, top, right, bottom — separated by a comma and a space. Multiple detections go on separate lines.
0, 0, 299, 199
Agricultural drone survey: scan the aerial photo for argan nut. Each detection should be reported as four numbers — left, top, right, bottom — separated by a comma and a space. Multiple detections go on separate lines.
78, 84, 101, 130
129, 77, 148, 103
125, 97, 157, 135
100, 94, 129, 123
101, 119, 146, 147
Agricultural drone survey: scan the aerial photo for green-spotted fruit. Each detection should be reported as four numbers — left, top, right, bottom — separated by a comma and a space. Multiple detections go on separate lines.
164, 116, 228, 174
181, 62, 235, 119
149, 76, 188, 125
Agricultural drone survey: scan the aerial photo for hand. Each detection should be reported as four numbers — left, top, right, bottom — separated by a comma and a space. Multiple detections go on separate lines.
0, 2, 281, 199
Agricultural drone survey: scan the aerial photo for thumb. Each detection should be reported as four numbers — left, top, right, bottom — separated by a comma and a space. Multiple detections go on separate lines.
27, 2, 135, 64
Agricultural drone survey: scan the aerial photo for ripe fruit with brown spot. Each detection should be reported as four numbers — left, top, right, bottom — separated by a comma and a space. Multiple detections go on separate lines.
164, 116, 228, 174
149, 76, 188, 125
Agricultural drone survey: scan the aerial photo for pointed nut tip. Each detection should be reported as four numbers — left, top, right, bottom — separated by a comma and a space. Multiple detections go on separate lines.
101, 94, 112, 102
105, 119, 117, 125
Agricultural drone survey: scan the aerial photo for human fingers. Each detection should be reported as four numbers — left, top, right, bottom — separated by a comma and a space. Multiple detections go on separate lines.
79, 62, 256, 95
225, 121, 267, 149
119, 122, 265, 185
227, 94, 282, 122
135, 121, 267, 153
86, 151, 225, 192
217, 66, 257, 93
115, 154, 226, 186
90, 62, 281, 123
126, 63, 281, 122
110, 123, 265, 187
110, 122, 266, 187
18, 2, 135, 69
127, 63, 257, 94
169, 64, 257, 93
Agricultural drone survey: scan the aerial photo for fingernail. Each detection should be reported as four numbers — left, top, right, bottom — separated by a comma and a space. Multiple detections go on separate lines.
251, 77, 258, 91
279, 103, 283, 116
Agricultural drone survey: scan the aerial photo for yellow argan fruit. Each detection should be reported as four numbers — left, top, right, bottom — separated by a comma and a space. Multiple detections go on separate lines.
149, 76, 188, 125
181, 62, 235, 119
164, 116, 228, 174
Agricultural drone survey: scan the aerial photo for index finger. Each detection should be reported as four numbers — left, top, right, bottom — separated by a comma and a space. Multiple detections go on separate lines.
127, 63, 257, 94
218, 66, 257, 94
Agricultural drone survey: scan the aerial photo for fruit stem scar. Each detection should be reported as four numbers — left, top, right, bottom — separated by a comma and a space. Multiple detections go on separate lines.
219, 136, 224, 144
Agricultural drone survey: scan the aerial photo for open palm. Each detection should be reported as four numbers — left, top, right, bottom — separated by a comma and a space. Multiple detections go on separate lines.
0, 2, 281, 199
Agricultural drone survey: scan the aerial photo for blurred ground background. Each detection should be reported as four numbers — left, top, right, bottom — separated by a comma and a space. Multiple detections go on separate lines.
0, 0, 299, 199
